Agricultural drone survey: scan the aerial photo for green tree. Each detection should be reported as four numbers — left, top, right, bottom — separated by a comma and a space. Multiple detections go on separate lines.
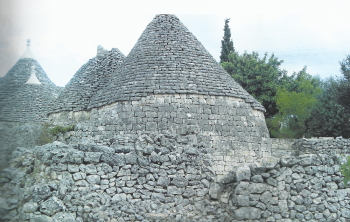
306, 55, 350, 138
270, 68, 321, 138
338, 55, 350, 111
221, 51, 289, 118
306, 77, 350, 137
220, 19, 234, 63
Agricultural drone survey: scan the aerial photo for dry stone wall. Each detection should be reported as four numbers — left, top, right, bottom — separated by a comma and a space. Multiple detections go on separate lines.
0, 121, 42, 171
2, 136, 350, 222
293, 138, 350, 156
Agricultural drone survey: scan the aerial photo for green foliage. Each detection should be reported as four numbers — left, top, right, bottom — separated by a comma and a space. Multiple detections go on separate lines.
339, 155, 350, 187
338, 55, 350, 111
271, 68, 321, 138
306, 55, 350, 138
36, 123, 54, 146
220, 18, 234, 63
306, 77, 350, 138
221, 51, 289, 118
49, 124, 75, 136
36, 123, 75, 145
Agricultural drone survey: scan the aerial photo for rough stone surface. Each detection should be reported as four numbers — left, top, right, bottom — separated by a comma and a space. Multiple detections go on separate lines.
2, 137, 350, 222
51, 47, 125, 113
0, 41, 60, 122
2, 14, 350, 222
88, 14, 265, 111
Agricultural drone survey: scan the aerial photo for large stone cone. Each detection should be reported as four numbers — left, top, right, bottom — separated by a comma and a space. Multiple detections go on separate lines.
89, 14, 265, 112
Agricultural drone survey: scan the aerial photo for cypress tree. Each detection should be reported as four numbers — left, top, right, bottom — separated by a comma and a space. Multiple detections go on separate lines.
220, 19, 234, 63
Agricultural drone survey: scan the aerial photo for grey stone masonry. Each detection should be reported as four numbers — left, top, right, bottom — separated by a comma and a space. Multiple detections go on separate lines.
51, 47, 125, 113
49, 93, 270, 174
0, 84, 58, 122
88, 14, 265, 111
2, 137, 350, 222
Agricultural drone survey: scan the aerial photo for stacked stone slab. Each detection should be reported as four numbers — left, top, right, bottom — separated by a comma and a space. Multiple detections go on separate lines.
51, 46, 125, 113
0, 40, 60, 122
88, 14, 264, 111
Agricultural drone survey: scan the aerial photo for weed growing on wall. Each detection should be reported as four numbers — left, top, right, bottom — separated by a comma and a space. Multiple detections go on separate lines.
49, 124, 75, 136
339, 155, 350, 187
36, 123, 75, 145
36, 123, 54, 146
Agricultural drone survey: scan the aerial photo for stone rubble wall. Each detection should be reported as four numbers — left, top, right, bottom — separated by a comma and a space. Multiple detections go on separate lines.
0, 121, 43, 171
2, 136, 350, 221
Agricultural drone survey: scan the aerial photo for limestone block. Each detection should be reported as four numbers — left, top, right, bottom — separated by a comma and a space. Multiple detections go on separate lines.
52, 212, 76, 222
171, 177, 188, 188
261, 156, 280, 169
86, 175, 100, 184
23, 202, 39, 213
236, 166, 251, 182
40, 196, 65, 216
167, 186, 184, 195
209, 183, 222, 199
84, 152, 102, 163
236, 195, 249, 206
234, 207, 261, 220
235, 182, 250, 195
29, 214, 53, 222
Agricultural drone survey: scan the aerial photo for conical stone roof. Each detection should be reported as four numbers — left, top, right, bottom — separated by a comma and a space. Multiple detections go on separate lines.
0, 40, 56, 104
0, 40, 59, 122
88, 14, 264, 111
51, 46, 125, 113
0, 84, 57, 122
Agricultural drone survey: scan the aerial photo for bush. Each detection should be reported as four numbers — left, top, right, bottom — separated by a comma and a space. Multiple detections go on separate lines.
49, 124, 75, 136
36, 124, 75, 145
36, 123, 54, 146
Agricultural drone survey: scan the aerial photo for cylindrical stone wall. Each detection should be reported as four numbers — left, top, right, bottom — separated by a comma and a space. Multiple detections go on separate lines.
49, 94, 270, 179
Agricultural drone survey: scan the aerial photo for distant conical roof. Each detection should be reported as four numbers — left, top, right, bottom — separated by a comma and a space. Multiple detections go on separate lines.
88, 14, 264, 111
50, 46, 125, 113
0, 40, 56, 103
1, 39, 56, 86
0, 39, 59, 122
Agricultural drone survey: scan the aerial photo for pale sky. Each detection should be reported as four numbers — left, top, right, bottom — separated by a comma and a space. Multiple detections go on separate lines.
1, 0, 350, 87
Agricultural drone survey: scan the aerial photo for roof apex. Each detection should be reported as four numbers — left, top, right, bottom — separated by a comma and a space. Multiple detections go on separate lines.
21, 39, 35, 59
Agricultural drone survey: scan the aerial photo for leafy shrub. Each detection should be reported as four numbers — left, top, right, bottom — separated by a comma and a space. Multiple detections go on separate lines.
36, 123, 54, 146
49, 124, 75, 136
36, 123, 75, 145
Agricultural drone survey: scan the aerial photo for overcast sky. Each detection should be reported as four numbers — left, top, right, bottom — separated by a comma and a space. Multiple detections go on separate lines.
1, 0, 350, 87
